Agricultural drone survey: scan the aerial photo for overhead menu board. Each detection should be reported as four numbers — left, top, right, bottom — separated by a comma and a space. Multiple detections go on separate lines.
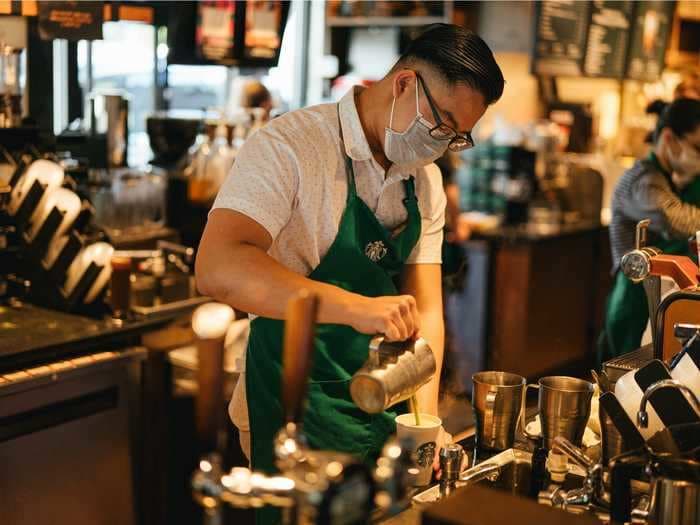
533, 1, 592, 76
37, 1, 103, 41
196, 1, 238, 63
243, 1, 284, 60
583, 1, 634, 78
625, 1, 675, 81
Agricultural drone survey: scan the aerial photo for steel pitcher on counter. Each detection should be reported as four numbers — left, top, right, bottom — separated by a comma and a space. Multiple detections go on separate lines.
350, 335, 436, 414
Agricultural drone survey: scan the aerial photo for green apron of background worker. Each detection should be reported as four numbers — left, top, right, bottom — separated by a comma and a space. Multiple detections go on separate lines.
245, 122, 421, 523
599, 152, 700, 363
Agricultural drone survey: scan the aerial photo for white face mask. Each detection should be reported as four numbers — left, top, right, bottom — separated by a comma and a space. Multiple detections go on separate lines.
384, 81, 449, 170
670, 139, 700, 183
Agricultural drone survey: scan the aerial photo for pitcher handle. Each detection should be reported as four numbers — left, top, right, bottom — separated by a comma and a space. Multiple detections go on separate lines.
519, 383, 540, 440
484, 390, 497, 443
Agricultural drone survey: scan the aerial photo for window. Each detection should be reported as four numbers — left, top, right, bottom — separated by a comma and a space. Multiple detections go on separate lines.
78, 22, 155, 166
165, 65, 229, 111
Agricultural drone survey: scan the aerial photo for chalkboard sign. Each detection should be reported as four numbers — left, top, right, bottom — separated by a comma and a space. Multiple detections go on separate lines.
37, 1, 103, 41
533, 1, 591, 76
626, 1, 675, 81
583, 1, 634, 78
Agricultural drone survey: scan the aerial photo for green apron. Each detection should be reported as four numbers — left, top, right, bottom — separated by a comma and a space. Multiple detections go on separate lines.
245, 111, 422, 524
599, 153, 700, 363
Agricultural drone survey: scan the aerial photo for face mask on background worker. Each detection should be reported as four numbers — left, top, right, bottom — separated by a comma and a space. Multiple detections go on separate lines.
669, 134, 700, 187
384, 79, 449, 170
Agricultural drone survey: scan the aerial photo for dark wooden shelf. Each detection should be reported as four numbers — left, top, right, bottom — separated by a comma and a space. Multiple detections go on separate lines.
326, 15, 448, 27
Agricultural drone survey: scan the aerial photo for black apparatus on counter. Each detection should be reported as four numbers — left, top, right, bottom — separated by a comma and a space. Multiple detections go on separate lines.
0, 143, 110, 315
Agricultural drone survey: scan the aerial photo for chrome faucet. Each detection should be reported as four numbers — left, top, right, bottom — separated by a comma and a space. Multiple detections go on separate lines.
546, 436, 608, 510
637, 379, 700, 428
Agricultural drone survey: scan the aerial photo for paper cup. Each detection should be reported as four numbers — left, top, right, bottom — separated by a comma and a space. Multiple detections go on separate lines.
395, 413, 441, 486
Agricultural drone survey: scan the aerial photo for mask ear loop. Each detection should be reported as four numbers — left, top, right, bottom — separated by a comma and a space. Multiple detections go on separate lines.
415, 77, 420, 116
388, 76, 421, 131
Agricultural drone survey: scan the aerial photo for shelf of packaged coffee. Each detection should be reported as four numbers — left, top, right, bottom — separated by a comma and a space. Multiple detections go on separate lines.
0, 302, 188, 372
326, 15, 448, 27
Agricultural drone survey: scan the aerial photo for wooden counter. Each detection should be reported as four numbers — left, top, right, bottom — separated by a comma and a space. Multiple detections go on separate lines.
0, 303, 176, 371
0, 303, 197, 525
446, 222, 613, 391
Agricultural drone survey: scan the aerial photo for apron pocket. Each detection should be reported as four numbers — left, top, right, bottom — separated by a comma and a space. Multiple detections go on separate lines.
304, 381, 376, 456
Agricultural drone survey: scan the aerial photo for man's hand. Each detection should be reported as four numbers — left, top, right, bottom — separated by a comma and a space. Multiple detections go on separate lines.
347, 294, 421, 341
432, 426, 455, 480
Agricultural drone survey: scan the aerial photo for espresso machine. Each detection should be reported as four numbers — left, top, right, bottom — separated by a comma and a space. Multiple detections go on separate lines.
612, 219, 700, 368
594, 219, 700, 525
191, 292, 418, 525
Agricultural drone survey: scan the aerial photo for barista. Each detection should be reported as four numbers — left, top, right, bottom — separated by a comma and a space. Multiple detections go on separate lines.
600, 98, 700, 361
196, 23, 504, 498
239, 79, 274, 121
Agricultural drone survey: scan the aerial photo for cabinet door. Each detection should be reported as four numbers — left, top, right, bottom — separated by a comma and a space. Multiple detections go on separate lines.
0, 360, 137, 525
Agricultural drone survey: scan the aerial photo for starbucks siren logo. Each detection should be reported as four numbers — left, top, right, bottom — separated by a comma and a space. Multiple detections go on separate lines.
416, 441, 436, 468
364, 240, 387, 262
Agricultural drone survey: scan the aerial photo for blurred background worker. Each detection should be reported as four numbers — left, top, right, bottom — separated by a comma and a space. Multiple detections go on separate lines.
600, 98, 700, 362
239, 79, 274, 121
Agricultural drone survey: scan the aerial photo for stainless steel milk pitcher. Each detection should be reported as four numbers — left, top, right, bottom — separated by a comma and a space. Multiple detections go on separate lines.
350, 336, 436, 414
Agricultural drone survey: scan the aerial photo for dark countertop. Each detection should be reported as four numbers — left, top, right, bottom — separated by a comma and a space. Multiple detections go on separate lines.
471, 220, 606, 243
378, 432, 481, 525
378, 403, 545, 525
0, 303, 179, 371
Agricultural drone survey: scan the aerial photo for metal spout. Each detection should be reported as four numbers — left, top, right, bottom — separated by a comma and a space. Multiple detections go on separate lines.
637, 379, 700, 428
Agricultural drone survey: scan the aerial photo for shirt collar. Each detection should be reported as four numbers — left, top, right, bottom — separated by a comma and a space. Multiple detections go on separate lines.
338, 86, 373, 162
338, 86, 415, 181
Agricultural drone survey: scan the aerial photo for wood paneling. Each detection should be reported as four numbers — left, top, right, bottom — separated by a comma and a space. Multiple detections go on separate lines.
490, 232, 601, 378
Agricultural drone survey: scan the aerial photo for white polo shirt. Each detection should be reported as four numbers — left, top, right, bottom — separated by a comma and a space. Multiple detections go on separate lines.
212, 86, 447, 275
212, 86, 446, 438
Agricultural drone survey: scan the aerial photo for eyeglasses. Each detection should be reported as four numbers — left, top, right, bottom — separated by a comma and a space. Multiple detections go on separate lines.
415, 73, 474, 152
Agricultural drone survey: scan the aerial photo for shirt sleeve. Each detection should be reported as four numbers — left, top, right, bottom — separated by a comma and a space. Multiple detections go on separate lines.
406, 164, 447, 265
211, 127, 299, 240
629, 173, 700, 239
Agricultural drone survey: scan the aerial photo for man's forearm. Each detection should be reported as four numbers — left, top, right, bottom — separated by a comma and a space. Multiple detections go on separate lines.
197, 241, 360, 324
415, 309, 444, 417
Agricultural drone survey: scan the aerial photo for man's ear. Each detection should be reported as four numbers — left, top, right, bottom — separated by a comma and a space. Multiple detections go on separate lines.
392, 69, 416, 99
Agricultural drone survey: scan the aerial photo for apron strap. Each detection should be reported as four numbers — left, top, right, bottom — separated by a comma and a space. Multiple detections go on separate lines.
403, 176, 417, 204
337, 104, 358, 200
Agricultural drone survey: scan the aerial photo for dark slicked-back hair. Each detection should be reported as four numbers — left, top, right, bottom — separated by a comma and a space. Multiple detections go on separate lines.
653, 98, 700, 143
394, 24, 504, 105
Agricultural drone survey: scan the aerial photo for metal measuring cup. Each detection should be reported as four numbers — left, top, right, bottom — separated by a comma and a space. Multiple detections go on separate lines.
524, 376, 594, 449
